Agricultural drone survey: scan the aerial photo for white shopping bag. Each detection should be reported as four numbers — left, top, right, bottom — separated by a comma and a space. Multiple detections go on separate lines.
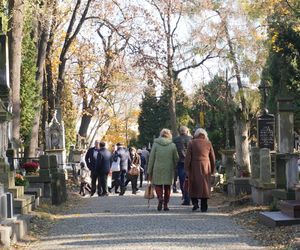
107, 172, 112, 188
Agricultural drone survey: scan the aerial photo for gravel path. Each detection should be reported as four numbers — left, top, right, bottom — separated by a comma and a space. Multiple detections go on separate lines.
28, 187, 266, 250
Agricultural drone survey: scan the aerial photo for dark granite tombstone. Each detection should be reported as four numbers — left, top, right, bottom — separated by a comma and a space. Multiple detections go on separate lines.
257, 112, 275, 150
6, 192, 13, 218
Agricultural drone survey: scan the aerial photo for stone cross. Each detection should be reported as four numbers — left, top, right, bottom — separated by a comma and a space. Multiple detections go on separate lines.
258, 82, 270, 109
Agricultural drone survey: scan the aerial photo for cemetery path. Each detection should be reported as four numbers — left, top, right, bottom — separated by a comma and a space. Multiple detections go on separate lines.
26, 188, 266, 250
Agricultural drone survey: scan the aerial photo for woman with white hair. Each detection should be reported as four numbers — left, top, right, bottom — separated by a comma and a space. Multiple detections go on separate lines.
184, 128, 215, 212
147, 128, 179, 211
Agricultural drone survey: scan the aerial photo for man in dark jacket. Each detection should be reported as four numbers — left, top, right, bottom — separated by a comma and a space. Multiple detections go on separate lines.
173, 126, 192, 205
116, 142, 130, 196
85, 140, 101, 196
96, 142, 112, 196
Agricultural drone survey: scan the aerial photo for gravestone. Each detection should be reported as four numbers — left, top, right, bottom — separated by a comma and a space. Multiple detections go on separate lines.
0, 158, 34, 214
26, 154, 51, 197
250, 148, 275, 204
0, 183, 7, 219
260, 148, 272, 184
220, 149, 235, 179
49, 155, 67, 205
277, 97, 294, 154
250, 147, 260, 179
257, 112, 275, 151
6, 192, 13, 218
45, 108, 67, 169
272, 97, 299, 200
0, 194, 7, 219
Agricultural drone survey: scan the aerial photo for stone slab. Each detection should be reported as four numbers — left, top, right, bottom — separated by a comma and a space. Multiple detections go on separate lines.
228, 177, 251, 196
280, 200, 300, 218
0, 171, 15, 188
251, 186, 274, 205
250, 179, 276, 189
39, 155, 50, 169
28, 182, 51, 197
25, 187, 42, 197
26, 175, 51, 183
39, 169, 51, 178
271, 189, 295, 200
8, 186, 24, 199
1, 214, 30, 243
0, 183, 4, 195
0, 194, 7, 219
0, 225, 12, 247
13, 195, 34, 214
259, 211, 300, 227
0, 161, 10, 174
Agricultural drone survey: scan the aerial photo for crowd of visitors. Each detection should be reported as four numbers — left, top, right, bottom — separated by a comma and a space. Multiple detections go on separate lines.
78, 126, 215, 212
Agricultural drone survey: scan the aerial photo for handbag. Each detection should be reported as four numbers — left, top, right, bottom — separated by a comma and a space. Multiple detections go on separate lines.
107, 172, 112, 188
128, 164, 139, 176
144, 182, 155, 199
110, 160, 120, 172
144, 182, 155, 208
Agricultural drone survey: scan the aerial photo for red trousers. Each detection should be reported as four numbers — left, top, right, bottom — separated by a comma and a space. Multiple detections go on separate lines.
155, 185, 171, 205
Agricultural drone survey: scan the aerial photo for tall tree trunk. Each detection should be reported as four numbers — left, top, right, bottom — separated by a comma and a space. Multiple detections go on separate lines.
218, 10, 250, 172
78, 114, 92, 138
8, 0, 24, 146
28, 0, 52, 157
55, 0, 92, 106
45, 0, 57, 122
234, 112, 250, 173
169, 85, 177, 136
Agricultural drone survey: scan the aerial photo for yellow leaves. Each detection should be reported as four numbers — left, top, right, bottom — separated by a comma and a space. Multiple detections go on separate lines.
271, 32, 278, 44
293, 24, 300, 33
241, 0, 296, 20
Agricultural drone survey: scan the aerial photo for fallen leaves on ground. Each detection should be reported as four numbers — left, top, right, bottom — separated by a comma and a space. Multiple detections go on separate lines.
216, 192, 300, 250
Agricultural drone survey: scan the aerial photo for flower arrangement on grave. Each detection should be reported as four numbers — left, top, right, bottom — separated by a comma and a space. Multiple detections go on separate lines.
240, 170, 250, 177
15, 173, 29, 187
21, 161, 40, 174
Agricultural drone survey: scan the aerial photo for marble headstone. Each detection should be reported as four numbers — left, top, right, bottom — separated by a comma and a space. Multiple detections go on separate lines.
6, 192, 13, 218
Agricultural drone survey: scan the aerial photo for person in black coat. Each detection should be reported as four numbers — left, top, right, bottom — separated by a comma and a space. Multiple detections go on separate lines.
96, 142, 112, 196
85, 140, 101, 196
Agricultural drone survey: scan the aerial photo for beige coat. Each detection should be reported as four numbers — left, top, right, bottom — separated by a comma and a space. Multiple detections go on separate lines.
184, 138, 215, 198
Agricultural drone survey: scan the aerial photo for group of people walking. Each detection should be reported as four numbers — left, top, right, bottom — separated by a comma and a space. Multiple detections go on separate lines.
81, 141, 149, 197
79, 126, 215, 213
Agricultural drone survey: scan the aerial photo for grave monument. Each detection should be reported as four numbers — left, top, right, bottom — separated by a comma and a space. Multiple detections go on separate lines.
45, 108, 67, 169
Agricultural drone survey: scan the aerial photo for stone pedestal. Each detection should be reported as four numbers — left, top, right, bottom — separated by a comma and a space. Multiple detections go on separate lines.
250, 147, 260, 179
227, 177, 251, 196
250, 148, 275, 204
277, 98, 294, 154
45, 148, 66, 170
47, 155, 67, 205
260, 148, 272, 184
0, 159, 35, 214
26, 155, 52, 197
272, 153, 299, 200
220, 149, 235, 180
0, 192, 7, 219
45, 108, 67, 169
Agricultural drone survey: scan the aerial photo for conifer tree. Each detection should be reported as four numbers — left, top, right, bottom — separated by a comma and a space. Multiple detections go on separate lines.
138, 81, 161, 146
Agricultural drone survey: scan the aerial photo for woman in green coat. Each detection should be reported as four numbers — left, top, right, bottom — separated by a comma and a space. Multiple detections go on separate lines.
147, 129, 179, 211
